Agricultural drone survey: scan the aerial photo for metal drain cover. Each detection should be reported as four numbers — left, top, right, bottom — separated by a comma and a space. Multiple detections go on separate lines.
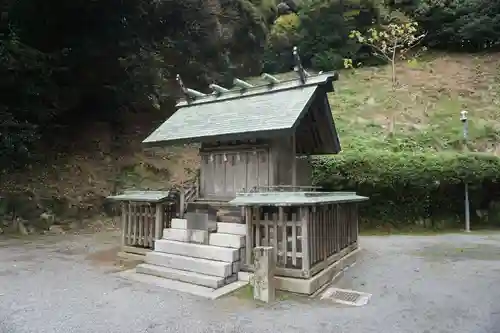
321, 287, 372, 306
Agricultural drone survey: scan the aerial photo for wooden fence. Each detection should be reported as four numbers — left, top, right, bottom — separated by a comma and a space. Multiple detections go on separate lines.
121, 202, 177, 250
244, 203, 358, 278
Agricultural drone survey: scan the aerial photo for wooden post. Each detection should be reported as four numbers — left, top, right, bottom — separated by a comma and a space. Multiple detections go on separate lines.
121, 203, 126, 248
245, 206, 253, 267
291, 134, 297, 189
195, 169, 200, 198
154, 203, 163, 241
179, 190, 185, 218
127, 201, 135, 246
354, 203, 359, 245
280, 206, 286, 266
300, 206, 310, 278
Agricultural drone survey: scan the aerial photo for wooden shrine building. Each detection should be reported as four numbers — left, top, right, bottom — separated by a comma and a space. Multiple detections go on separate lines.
118, 48, 369, 296
143, 55, 341, 201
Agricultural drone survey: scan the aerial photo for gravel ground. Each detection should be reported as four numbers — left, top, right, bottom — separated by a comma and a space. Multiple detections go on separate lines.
1, 231, 500, 333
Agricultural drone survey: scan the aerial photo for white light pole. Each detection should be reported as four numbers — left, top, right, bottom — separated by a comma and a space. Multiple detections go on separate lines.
460, 110, 471, 232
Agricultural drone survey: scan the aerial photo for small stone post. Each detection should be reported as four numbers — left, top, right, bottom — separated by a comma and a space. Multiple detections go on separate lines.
252, 246, 276, 303
154, 203, 163, 240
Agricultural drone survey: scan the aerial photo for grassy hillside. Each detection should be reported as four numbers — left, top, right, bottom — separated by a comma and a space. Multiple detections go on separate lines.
332, 53, 500, 153
254, 52, 500, 153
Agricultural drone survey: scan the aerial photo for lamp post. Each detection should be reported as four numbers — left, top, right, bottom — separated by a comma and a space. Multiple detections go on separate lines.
460, 110, 470, 232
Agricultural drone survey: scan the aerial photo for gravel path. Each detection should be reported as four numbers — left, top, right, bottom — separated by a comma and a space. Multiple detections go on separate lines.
1, 231, 500, 333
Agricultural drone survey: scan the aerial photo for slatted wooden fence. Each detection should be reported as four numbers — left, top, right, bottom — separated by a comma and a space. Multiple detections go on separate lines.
244, 203, 359, 278
121, 202, 177, 250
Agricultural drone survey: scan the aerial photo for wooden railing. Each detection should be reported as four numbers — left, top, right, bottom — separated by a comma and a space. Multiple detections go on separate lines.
178, 170, 200, 217
246, 185, 322, 193
179, 177, 199, 218
121, 202, 177, 250
243, 202, 358, 278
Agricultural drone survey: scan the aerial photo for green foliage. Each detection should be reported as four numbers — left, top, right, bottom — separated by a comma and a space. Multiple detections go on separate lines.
298, 0, 379, 69
263, 13, 301, 72
224, 0, 272, 76
0, 0, 270, 171
249, 0, 279, 25
0, 19, 57, 169
263, 0, 381, 72
313, 150, 500, 227
388, 0, 500, 51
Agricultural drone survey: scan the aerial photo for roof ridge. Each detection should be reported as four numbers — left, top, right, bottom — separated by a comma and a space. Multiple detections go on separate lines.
176, 71, 338, 108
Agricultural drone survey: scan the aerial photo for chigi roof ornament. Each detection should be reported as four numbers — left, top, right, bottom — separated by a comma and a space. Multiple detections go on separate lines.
176, 74, 206, 102
174, 46, 332, 104
293, 46, 308, 84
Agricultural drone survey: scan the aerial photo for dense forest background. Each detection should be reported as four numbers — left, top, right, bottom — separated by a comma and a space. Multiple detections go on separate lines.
1, 0, 500, 230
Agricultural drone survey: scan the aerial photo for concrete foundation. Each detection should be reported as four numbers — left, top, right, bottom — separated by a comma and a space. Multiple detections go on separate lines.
240, 247, 360, 295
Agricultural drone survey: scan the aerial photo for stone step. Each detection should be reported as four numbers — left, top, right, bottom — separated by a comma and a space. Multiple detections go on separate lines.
146, 252, 233, 277
216, 222, 246, 236
217, 208, 242, 216
218, 215, 243, 223
120, 269, 249, 300
136, 263, 227, 289
210, 233, 245, 249
154, 239, 239, 262
162, 228, 209, 244
127, 269, 216, 297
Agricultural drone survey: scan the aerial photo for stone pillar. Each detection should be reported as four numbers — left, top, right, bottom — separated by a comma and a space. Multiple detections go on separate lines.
154, 203, 163, 240
252, 246, 276, 303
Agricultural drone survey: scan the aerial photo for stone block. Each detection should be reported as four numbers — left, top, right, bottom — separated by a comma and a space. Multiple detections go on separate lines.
232, 261, 240, 274
239, 248, 246, 263
146, 252, 232, 277
171, 218, 189, 229
210, 233, 245, 249
188, 212, 216, 231
162, 228, 209, 244
136, 263, 226, 288
252, 246, 276, 303
154, 239, 239, 262
172, 214, 214, 231
216, 222, 246, 236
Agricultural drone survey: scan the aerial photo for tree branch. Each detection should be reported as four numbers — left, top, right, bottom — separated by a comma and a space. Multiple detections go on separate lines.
364, 43, 392, 62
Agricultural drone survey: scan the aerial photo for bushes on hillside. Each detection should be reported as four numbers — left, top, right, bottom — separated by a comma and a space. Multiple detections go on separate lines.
313, 151, 500, 228
263, 0, 380, 72
388, 0, 500, 51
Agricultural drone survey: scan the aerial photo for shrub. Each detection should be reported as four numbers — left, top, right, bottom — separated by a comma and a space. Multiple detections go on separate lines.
262, 13, 301, 72
313, 150, 500, 228
297, 0, 380, 70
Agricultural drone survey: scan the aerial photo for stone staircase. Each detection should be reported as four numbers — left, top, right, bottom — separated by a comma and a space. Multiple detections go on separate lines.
133, 214, 247, 297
